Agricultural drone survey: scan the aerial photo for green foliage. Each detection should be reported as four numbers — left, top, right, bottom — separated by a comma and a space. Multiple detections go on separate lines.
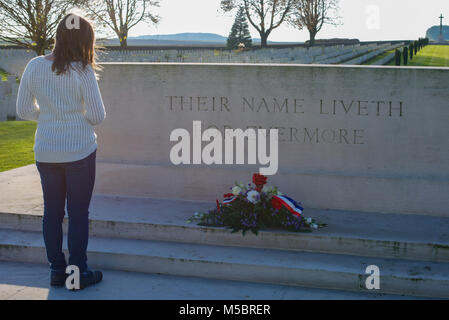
227, 6, 252, 50
0, 68, 8, 81
187, 180, 326, 236
190, 197, 324, 235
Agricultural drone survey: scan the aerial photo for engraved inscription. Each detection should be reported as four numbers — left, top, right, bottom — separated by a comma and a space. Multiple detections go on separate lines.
164, 95, 405, 145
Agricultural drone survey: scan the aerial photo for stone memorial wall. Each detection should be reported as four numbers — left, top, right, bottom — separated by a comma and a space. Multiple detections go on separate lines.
93, 63, 449, 216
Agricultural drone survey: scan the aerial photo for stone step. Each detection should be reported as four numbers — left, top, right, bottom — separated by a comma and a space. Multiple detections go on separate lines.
0, 228, 448, 298
1, 195, 448, 263
0, 261, 427, 300
4, 260, 434, 300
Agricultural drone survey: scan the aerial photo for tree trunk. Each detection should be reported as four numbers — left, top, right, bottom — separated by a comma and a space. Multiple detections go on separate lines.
120, 38, 128, 49
33, 41, 47, 56
32, 46, 45, 56
260, 33, 268, 48
119, 31, 128, 49
309, 31, 317, 47
30, 34, 47, 56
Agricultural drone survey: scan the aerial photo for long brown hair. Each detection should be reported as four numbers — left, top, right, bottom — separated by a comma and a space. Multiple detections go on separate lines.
52, 14, 101, 76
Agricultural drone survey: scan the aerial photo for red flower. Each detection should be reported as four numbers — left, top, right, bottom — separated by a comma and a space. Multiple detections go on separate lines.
223, 193, 234, 198
252, 173, 267, 192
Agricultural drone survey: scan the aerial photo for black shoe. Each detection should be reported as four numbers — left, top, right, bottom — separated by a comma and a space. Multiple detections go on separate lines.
50, 270, 68, 287
79, 270, 103, 289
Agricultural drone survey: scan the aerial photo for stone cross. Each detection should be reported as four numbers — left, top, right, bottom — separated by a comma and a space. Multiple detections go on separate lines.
439, 14, 444, 35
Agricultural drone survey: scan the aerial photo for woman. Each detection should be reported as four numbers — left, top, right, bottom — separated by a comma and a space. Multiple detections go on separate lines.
16, 13, 106, 290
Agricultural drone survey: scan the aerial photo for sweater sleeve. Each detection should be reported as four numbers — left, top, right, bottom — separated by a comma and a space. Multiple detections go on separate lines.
16, 60, 40, 121
80, 66, 106, 126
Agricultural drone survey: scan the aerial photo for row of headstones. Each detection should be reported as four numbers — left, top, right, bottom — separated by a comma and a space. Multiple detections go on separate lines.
115, 44, 356, 63
264, 42, 398, 65
312, 45, 366, 63
0, 76, 19, 121
97, 43, 390, 64
258, 42, 380, 64
371, 52, 397, 66
232, 44, 358, 62
342, 43, 405, 65
0, 44, 391, 67
315, 43, 379, 64
369, 42, 408, 66
188, 43, 370, 64
98, 46, 345, 63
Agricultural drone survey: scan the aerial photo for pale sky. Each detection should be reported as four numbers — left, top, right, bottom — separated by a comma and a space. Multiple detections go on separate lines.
127, 0, 448, 42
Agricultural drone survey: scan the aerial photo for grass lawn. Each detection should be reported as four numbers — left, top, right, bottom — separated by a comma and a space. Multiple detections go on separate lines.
0, 68, 8, 81
0, 121, 36, 172
387, 45, 449, 66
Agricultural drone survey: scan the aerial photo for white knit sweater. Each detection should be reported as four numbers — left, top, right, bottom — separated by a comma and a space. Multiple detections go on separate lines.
16, 56, 106, 163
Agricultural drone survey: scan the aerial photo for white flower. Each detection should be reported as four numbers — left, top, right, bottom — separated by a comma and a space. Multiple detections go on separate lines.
193, 212, 199, 217
306, 217, 312, 224
262, 186, 274, 194
237, 183, 248, 191
311, 223, 319, 229
276, 190, 284, 196
246, 190, 260, 204
232, 186, 242, 196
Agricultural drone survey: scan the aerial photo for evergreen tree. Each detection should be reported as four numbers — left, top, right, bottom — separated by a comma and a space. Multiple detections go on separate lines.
403, 47, 409, 65
395, 49, 401, 66
227, 6, 253, 50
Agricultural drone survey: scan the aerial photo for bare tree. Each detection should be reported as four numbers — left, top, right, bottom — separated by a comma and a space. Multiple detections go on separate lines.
220, 0, 296, 47
289, 0, 341, 46
81, 0, 159, 49
0, 0, 82, 55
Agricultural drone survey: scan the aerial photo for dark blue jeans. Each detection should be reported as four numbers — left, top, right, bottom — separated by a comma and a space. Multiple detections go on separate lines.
36, 150, 96, 273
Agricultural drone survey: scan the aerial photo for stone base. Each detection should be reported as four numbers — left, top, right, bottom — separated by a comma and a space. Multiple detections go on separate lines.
94, 162, 449, 217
